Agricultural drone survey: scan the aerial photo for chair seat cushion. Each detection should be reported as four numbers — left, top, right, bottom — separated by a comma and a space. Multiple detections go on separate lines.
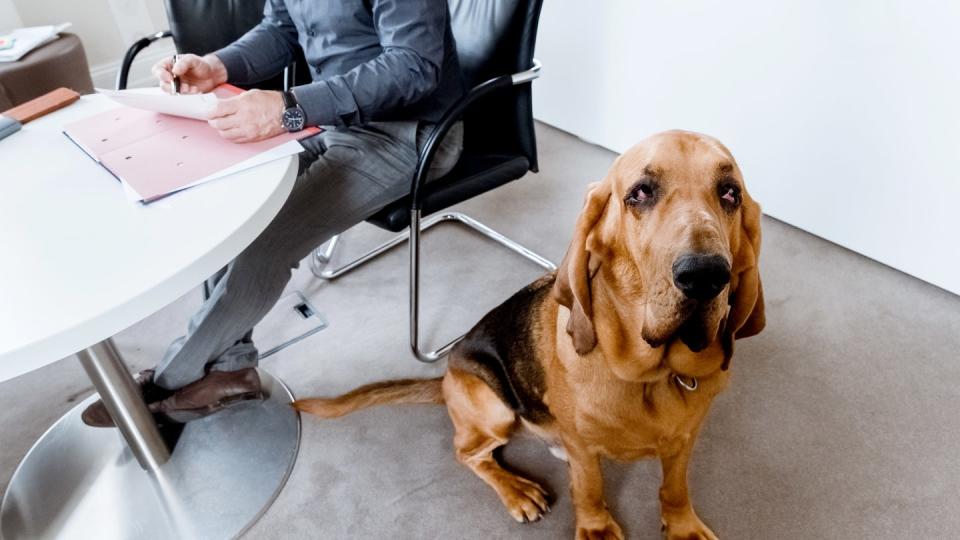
367, 153, 531, 232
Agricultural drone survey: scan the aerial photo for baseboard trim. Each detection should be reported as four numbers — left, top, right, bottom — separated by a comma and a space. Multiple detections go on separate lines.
89, 42, 175, 90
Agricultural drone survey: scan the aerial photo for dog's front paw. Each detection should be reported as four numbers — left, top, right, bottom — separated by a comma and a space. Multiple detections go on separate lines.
661, 511, 718, 540
497, 474, 550, 523
575, 513, 624, 540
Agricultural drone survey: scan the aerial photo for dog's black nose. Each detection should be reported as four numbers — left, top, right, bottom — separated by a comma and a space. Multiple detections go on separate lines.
672, 254, 731, 301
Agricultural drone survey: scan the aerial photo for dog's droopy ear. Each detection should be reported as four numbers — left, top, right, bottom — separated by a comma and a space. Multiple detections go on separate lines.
722, 193, 765, 369
553, 182, 610, 355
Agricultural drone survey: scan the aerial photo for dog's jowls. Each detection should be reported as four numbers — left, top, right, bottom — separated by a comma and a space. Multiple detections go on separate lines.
294, 130, 765, 540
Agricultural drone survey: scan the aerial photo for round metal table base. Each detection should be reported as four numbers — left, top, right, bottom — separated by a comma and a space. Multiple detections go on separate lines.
1, 370, 300, 540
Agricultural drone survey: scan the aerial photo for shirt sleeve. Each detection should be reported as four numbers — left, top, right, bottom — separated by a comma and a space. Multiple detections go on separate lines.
291, 0, 448, 127
213, 0, 299, 84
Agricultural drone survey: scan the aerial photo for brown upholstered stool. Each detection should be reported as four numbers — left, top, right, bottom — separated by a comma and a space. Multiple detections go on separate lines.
0, 33, 94, 110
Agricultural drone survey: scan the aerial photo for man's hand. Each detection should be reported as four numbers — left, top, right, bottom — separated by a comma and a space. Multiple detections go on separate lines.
152, 54, 228, 94
207, 89, 286, 144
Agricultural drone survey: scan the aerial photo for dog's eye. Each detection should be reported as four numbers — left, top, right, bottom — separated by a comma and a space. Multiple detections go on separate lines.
719, 184, 741, 208
625, 182, 656, 207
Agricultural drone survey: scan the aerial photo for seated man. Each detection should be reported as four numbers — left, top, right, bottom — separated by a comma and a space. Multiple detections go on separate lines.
83, 0, 465, 426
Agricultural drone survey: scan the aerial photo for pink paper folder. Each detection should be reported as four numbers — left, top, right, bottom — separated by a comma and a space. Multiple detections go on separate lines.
64, 85, 320, 203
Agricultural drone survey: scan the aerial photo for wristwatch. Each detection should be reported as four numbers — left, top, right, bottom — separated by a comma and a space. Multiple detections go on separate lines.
280, 90, 306, 132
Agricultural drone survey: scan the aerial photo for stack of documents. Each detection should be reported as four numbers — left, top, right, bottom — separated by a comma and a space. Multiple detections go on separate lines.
63, 85, 320, 203
0, 24, 71, 62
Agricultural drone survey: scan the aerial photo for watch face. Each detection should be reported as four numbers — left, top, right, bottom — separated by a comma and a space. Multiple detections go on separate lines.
282, 107, 306, 132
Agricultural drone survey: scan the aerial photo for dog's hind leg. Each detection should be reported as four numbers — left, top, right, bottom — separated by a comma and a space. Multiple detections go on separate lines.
442, 367, 550, 523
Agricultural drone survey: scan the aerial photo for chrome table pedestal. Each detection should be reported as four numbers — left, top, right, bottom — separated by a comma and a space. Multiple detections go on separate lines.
1, 339, 300, 540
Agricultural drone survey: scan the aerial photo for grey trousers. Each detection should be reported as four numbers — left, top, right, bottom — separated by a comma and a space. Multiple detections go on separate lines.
153, 121, 464, 390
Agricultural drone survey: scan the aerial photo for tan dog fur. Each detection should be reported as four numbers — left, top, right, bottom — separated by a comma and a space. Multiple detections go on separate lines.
294, 130, 765, 539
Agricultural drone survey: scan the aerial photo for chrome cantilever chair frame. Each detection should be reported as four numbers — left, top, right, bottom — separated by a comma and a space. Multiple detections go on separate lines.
311, 60, 556, 363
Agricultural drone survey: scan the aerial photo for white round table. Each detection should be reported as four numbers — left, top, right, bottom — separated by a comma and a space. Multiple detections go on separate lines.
0, 94, 302, 539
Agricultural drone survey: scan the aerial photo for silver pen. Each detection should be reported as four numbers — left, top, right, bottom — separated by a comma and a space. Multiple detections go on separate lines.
172, 54, 181, 94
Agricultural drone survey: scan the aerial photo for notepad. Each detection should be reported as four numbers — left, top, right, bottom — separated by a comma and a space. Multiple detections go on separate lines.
63, 85, 320, 203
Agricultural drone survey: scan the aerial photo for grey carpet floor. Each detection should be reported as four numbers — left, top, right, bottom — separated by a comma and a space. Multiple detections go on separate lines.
2, 123, 959, 539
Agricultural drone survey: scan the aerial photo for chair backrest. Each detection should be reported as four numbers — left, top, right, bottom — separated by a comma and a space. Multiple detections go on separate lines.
163, 0, 307, 90
165, 0, 265, 57
448, 0, 544, 171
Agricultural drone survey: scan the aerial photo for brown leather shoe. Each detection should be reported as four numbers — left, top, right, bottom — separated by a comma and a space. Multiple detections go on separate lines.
149, 368, 264, 423
81, 369, 173, 428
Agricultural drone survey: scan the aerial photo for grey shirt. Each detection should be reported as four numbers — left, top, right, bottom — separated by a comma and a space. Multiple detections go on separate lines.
215, 0, 466, 128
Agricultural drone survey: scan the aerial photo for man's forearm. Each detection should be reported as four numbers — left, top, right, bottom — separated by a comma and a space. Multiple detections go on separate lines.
288, 0, 450, 127
292, 48, 441, 127
214, 22, 298, 84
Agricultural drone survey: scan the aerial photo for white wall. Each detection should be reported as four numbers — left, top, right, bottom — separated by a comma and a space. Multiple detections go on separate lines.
0, 0, 21, 29
0, 0, 173, 88
534, 1, 960, 295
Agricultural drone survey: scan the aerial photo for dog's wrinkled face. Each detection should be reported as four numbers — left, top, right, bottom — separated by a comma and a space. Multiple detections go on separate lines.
555, 130, 764, 362
613, 131, 745, 350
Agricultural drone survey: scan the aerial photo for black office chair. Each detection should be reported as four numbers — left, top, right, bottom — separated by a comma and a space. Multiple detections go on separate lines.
311, 0, 554, 363
115, 0, 309, 91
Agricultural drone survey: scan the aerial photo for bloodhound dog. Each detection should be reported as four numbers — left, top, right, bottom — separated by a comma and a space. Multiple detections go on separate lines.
294, 130, 765, 539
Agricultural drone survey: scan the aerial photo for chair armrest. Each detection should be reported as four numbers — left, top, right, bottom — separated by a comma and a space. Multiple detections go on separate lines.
409, 59, 542, 210
116, 31, 173, 90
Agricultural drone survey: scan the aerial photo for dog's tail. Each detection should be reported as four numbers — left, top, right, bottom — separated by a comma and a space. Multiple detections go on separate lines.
292, 378, 444, 419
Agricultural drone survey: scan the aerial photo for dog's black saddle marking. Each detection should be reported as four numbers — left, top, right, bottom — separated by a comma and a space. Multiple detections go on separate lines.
451, 274, 556, 425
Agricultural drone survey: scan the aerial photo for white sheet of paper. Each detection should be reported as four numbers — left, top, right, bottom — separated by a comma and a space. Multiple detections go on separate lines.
96, 88, 219, 120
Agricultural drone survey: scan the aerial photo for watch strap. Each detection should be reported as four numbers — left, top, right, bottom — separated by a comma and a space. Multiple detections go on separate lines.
281, 90, 297, 110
